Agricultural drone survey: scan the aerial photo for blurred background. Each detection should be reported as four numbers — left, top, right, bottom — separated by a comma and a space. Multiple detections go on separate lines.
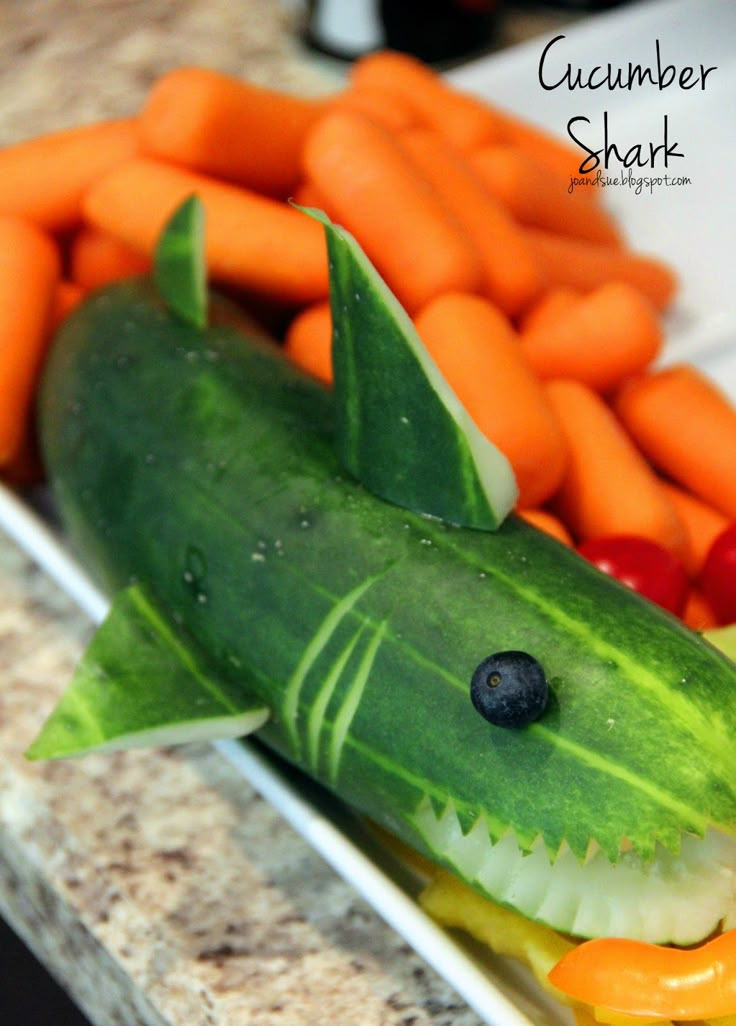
299, 0, 633, 66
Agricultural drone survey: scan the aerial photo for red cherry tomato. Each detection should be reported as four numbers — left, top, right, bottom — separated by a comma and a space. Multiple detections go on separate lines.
699, 522, 736, 625
577, 536, 689, 615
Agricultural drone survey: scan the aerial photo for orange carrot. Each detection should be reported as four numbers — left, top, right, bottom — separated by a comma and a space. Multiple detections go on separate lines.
545, 379, 688, 558
354, 51, 596, 183
0, 217, 60, 465
350, 50, 506, 151
519, 282, 663, 393
301, 111, 482, 314
290, 178, 326, 209
614, 365, 736, 520
70, 227, 151, 290
518, 508, 573, 547
0, 120, 137, 232
83, 158, 329, 306
524, 227, 678, 311
660, 481, 730, 578
490, 107, 590, 183
399, 127, 543, 316
414, 292, 568, 508
51, 280, 86, 331
517, 287, 580, 335
329, 86, 419, 132
470, 144, 623, 247
682, 589, 719, 631
139, 66, 329, 198
283, 300, 333, 384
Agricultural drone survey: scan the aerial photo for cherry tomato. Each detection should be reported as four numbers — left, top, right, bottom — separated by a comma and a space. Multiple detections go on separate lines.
577, 536, 689, 615
699, 522, 736, 625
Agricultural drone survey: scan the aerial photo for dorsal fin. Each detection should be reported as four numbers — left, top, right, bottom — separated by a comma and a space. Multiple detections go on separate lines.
304, 207, 518, 530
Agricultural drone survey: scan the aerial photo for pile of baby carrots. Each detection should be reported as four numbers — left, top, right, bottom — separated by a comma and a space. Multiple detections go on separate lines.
1, 53, 734, 628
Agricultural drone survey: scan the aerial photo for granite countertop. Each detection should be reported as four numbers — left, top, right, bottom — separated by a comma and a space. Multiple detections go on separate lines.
0, 3, 577, 1024
2, 534, 489, 1026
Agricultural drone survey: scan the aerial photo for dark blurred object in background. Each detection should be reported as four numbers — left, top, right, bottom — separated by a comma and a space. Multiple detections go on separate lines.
515, 0, 630, 8
303, 0, 383, 62
380, 0, 499, 64
0, 916, 92, 1026
302, 0, 635, 66
303, 0, 499, 65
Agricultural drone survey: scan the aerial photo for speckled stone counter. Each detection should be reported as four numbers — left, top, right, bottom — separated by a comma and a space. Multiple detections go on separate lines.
1, 529, 494, 1026
0, 3, 576, 1023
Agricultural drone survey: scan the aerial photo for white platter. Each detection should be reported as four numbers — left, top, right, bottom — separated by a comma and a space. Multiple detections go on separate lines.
451, 0, 736, 364
1, 1, 735, 1024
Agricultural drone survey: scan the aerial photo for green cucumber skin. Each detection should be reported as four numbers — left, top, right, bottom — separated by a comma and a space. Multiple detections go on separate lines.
39, 279, 736, 866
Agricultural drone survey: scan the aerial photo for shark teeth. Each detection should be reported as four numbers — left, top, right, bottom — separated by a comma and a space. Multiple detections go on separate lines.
410, 796, 736, 944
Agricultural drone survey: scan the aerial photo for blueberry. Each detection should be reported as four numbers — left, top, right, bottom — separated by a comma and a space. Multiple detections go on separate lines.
470, 651, 549, 728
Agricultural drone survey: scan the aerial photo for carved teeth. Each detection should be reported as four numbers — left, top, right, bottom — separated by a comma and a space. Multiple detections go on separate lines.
410, 797, 736, 944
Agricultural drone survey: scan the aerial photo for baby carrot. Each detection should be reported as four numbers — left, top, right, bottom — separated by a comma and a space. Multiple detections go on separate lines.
519, 282, 663, 393
283, 300, 333, 385
545, 379, 688, 558
524, 228, 678, 311
83, 158, 329, 306
518, 509, 573, 547
614, 365, 736, 520
489, 107, 589, 183
139, 66, 328, 199
0, 217, 60, 465
302, 110, 482, 314
682, 589, 719, 631
328, 86, 419, 132
70, 227, 151, 290
470, 144, 623, 247
660, 481, 730, 578
0, 119, 137, 232
518, 287, 580, 335
350, 50, 506, 151
290, 178, 326, 209
414, 292, 568, 508
51, 280, 86, 331
399, 127, 543, 316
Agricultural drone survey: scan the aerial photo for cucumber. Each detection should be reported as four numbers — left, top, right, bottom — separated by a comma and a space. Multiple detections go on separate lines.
305, 208, 518, 530
26, 584, 270, 757
37, 277, 736, 943
153, 195, 207, 329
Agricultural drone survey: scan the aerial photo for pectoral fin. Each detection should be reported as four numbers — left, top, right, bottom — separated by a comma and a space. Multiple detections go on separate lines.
26, 584, 270, 760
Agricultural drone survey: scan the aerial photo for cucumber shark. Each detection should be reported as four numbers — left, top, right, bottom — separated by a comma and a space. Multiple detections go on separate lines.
27, 210, 736, 947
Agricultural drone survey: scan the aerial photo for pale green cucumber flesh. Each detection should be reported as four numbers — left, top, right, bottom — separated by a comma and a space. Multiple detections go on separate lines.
412, 796, 736, 944
304, 207, 518, 530
26, 582, 269, 759
37, 280, 736, 935
153, 194, 207, 329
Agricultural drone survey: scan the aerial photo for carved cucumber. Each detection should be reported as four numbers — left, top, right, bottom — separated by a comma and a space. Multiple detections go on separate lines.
36, 277, 736, 943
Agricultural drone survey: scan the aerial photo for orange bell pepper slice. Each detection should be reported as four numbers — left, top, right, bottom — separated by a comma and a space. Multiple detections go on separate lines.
548, 930, 736, 1022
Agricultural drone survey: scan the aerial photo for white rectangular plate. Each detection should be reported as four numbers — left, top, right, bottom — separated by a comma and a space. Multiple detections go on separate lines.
1, 1, 735, 1024
451, 0, 736, 364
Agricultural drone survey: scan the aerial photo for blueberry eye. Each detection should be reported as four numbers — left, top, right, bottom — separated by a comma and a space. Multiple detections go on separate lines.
470, 651, 549, 728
